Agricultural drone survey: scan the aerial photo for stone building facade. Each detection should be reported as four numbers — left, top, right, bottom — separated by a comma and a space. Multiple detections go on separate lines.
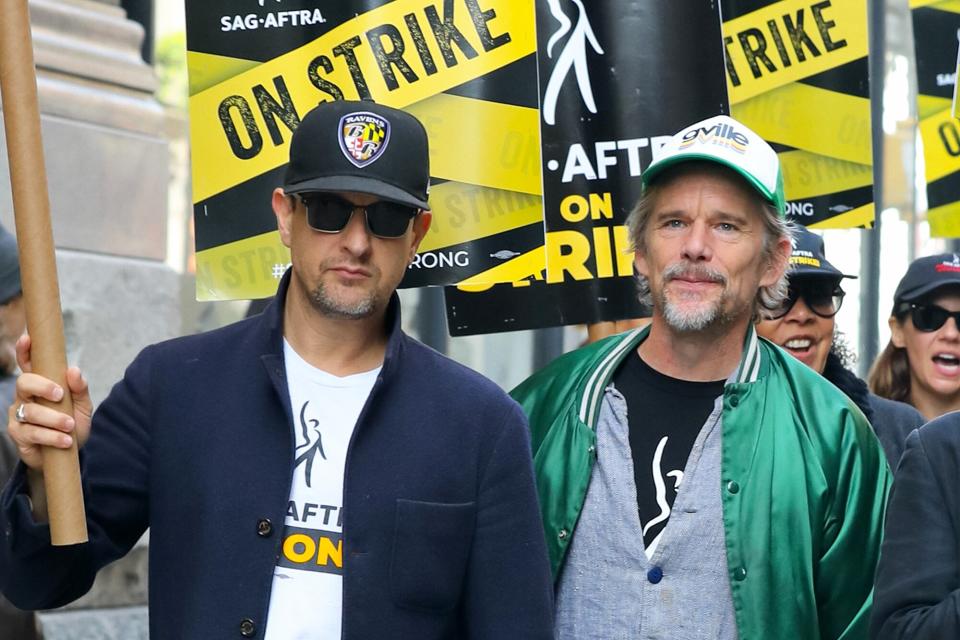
0, 0, 176, 636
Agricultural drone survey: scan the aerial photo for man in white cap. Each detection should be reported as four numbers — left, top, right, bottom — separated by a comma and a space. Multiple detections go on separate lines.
511, 115, 890, 639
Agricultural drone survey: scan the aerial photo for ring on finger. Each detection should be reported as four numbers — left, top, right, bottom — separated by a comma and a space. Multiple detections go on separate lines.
14, 403, 25, 423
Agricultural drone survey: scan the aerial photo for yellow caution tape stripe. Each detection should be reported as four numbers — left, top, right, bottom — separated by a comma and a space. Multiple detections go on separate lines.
723, 0, 867, 104
928, 201, 960, 237
808, 202, 874, 228
779, 149, 872, 199
407, 95, 541, 196
919, 94, 952, 120
195, 231, 291, 301
733, 81, 871, 164
187, 51, 260, 95
920, 107, 960, 183
420, 180, 542, 252
188, 0, 534, 203
455, 245, 545, 290
911, 0, 960, 12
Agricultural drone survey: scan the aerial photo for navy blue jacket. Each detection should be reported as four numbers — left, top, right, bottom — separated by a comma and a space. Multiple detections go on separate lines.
871, 413, 960, 639
0, 274, 554, 639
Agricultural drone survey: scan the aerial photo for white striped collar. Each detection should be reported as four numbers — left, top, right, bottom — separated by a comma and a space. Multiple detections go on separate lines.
734, 325, 762, 384
578, 327, 646, 426
578, 324, 763, 426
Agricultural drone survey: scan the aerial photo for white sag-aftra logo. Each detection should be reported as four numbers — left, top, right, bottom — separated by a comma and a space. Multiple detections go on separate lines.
541, 0, 605, 126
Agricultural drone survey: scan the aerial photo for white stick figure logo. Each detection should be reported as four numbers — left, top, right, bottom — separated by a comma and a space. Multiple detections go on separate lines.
541, 0, 605, 126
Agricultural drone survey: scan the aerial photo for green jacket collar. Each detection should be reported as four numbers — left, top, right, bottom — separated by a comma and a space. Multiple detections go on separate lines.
578, 324, 763, 429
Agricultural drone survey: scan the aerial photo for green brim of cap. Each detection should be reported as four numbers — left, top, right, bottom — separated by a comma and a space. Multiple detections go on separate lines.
642, 152, 786, 219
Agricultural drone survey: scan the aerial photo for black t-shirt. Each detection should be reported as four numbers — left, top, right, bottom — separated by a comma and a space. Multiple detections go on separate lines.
611, 351, 725, 551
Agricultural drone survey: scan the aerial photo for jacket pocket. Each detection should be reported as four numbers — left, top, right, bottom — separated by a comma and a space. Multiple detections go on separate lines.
389, 498, 476, 612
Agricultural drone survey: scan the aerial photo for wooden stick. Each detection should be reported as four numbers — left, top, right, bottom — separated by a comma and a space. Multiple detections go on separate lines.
0, 0, 87, 545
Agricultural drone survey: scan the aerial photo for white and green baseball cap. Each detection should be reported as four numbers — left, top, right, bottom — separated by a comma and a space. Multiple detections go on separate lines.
642, 115, 785, 218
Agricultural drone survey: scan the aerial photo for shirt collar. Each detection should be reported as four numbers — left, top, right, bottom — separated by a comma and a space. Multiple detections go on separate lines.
579, 323, 763, 427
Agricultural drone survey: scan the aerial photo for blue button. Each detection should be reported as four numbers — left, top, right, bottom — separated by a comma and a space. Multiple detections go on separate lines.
647, 566, 663, 584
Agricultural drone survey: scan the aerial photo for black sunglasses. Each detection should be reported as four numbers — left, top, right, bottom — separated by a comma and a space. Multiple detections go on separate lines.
902, 303, 960, 333
770, 282, 845, 319
298, 194, 420, 239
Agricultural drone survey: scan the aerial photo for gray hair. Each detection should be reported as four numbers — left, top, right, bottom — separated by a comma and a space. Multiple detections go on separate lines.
625, 163, 793, 323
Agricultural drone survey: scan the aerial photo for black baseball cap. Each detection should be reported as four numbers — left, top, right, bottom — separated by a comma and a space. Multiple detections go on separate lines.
893, 253, 960, 304
788, 226, 856, 281
283, 100, 430, 209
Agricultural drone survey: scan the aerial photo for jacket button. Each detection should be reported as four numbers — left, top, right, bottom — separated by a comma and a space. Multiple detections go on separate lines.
587, 445, 596, 455
728, 395, 740, 408
733, 567, 747, 581
239, 618, 256, 637
647, 566, 663, 584
726, 481, 740, 494
558, 528, 568, 540
256, 518, 273, 537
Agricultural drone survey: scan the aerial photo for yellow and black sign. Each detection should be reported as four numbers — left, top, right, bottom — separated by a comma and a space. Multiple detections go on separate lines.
721, 0, 874, 229
185, 0, 543, 300
912, 0, 960, 237
444, 1, 729, 335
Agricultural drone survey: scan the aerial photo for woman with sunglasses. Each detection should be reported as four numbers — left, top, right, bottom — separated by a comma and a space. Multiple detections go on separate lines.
869, 253, 960, 421
757, 227, 923, 469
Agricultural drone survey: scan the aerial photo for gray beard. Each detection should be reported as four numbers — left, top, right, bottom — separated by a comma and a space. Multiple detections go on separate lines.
308, 283, 376, 319
657, 263, 733, 332
660, 292, 732, 332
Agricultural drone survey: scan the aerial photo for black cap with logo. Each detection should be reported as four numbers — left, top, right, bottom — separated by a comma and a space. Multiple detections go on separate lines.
283, 100, 430, 209
788, 226, 856, 281
893, 253, 960, 304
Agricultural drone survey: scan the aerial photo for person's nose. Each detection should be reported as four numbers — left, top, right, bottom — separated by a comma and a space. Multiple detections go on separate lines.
340, 207, 373, 256
940, 315, 960, 340
784, 295, 815, 324
680, 220, 712, 262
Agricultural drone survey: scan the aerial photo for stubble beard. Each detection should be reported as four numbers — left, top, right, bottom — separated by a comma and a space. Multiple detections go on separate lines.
657, 263, 734, 332
308, 281, 377, 319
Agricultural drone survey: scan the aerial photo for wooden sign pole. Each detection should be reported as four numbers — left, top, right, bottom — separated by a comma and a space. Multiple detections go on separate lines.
0, 0, 88, 545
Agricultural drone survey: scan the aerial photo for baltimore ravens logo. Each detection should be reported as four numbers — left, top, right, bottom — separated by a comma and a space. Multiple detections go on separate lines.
338, 112, 390, 168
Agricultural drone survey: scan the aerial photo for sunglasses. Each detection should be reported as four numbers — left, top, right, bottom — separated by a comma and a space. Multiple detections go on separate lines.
770, 282, 845, 319
298, 194, 420, 239
903, 303, 960, 333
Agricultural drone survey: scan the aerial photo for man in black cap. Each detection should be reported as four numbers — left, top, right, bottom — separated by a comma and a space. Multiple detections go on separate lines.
0, 101, 553, 639
756, 226, 922, 468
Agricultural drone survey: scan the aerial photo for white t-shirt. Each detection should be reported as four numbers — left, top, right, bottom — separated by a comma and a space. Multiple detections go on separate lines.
263, 340, 380, 640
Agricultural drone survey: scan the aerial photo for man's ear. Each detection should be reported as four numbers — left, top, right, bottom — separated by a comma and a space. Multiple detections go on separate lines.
273, 188, 295, 248
889, 314, 907, 348
760, 236, 792, 288
634, 250, 649, 279
408, 211, 432, 262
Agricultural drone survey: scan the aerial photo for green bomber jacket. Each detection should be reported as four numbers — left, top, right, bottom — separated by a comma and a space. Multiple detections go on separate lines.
510, 325, 892, 640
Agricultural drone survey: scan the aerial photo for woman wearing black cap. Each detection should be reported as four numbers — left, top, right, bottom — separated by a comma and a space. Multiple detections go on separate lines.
869, 253, 960, 421
756, 227, 923, 469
